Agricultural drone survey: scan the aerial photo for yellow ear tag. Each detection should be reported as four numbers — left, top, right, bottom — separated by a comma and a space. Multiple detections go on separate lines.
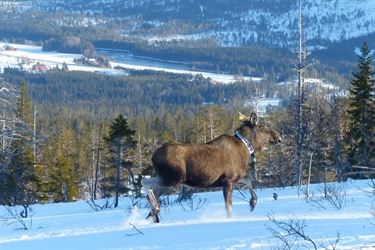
239, 114, 245, 121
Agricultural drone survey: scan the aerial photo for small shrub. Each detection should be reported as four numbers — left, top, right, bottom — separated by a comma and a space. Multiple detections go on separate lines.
178, 193, 208, 211
86, 198, 115, 211
1, 205, 34, 230
266, 212, 340, 250
304, 182, 350, 210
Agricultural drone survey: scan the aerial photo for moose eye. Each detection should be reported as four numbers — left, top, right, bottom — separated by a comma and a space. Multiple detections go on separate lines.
259, 125, 269, 132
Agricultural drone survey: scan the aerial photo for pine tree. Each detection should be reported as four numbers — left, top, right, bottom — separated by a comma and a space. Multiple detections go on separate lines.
346, 41, 375, 171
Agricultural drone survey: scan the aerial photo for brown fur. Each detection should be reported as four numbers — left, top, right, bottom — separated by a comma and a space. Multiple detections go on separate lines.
142, 113, 282, 222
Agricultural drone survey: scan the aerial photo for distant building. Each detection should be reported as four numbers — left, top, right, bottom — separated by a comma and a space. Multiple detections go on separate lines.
32, 63, 47, 72
4, 45, 18, 51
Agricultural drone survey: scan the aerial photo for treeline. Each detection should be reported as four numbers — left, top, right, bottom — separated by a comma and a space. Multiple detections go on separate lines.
1, 67, 350, 132
42, 37, 95, 56
132, 43, 295, 78
93, 38, 357, 81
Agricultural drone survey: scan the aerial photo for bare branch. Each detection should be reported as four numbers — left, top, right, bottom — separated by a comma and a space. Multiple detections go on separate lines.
1, 205, 34, 230
319, 231, 340, 250
125, 222, 144, 237
266, 212, 317, 250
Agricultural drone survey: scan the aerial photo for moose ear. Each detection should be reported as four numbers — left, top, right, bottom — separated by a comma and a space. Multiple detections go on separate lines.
250, 112, 258, 126
238, 112, 250, 122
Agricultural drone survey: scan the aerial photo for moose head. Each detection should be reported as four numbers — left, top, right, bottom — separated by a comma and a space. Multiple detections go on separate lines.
237, 112, 282, 151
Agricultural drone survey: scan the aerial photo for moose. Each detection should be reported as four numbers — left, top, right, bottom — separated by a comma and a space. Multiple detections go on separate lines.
141, 112, 282, 223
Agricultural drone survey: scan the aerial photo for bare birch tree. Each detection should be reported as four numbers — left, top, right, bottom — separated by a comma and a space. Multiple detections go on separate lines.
295, 0, 308, 196
0, 78, 19, 175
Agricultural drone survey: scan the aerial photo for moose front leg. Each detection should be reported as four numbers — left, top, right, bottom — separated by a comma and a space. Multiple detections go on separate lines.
238, 176, 258, 211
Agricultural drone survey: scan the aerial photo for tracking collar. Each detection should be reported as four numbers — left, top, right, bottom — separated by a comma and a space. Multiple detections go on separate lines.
235, 130, 256, 160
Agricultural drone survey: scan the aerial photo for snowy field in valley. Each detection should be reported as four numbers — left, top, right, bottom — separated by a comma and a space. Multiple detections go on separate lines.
0, 179, 374, 250
0, 42, 261, 84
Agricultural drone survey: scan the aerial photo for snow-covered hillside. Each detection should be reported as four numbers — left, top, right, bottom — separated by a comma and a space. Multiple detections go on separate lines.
1, 179, 374, 249
5, 0, 375, 48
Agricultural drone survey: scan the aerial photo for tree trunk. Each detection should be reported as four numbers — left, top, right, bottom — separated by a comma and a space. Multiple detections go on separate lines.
332, 96, 343, 183
115, 146, 122, 208
93, 123, 102, 200
127, 166, 139, 196
306, 152, 313, 197
62, 182, 67, 203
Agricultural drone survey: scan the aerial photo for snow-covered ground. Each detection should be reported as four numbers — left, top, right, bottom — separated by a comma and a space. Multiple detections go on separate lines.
0, 42, 261, 84
0, 179, 374, 249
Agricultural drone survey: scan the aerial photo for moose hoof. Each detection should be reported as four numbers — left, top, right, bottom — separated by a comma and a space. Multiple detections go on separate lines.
153, 214, 160, 223
146, 211, 152, 220
249, 198, 257, 212
146, 210, 160, 223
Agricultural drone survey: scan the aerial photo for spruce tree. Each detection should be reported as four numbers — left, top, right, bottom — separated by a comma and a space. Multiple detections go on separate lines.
15, 81, 32, 124
346, 41, 375, 170
38, 115, 79, 203
104, 114, 136, 207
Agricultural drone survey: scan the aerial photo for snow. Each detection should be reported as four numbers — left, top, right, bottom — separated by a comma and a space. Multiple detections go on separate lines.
1, 179, 374, 249
0, 42, 261, 84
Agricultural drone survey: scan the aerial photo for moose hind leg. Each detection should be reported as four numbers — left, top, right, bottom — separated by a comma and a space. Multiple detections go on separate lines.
145, 189, 160, 223
223, 181, 234, 218
141, 177, 167, 223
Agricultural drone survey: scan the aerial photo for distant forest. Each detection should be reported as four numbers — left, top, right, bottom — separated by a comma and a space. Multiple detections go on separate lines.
2, 68, 257, 122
